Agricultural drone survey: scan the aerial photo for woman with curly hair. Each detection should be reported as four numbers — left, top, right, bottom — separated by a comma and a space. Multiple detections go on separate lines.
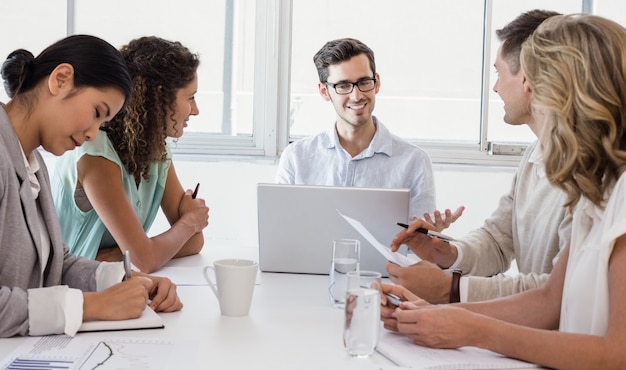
52, 36, 209, 273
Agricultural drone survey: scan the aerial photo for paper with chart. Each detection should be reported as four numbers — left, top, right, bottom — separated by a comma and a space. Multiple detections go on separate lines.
0, 335, 197, 369
338, 210, 420, 267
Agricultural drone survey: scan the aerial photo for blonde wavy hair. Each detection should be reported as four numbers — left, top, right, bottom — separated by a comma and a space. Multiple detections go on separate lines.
101, 36, 199, 183
521, 14, 626, 210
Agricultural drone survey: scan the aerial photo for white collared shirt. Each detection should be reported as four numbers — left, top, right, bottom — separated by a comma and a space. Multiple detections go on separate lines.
275, 117, 436, 219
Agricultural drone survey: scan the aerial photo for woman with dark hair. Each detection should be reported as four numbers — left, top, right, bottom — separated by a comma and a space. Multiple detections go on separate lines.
0, 34, 182, 338
52, 36, 209, 273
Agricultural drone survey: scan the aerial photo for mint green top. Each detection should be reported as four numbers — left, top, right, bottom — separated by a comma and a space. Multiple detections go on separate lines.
51, 131, 171, 260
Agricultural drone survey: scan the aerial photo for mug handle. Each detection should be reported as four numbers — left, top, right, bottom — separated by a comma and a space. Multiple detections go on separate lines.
203, 266, 219, 299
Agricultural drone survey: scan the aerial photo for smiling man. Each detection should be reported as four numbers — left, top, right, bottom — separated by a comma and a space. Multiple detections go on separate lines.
275, 38, 436, 220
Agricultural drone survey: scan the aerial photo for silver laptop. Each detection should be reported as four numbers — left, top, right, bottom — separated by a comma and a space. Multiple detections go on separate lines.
257, 183, 410, 276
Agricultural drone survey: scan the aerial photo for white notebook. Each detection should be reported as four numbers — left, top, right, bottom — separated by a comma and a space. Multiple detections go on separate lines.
78, 306, 163, 332
377, 331, 539, 369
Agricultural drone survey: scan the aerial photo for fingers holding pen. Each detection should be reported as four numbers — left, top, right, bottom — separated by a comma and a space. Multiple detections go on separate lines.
179, 185, 210, 233
390, 218, 437, 252
84, 277, 154, 321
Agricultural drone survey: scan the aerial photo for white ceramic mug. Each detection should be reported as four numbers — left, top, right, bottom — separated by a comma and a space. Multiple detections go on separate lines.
203, 259, 258, 317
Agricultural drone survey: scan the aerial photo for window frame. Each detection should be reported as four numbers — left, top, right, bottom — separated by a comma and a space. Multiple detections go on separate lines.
64, 0, 595, 167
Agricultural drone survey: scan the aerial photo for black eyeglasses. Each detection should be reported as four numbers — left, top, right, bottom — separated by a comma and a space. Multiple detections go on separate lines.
325, 78, 377, 95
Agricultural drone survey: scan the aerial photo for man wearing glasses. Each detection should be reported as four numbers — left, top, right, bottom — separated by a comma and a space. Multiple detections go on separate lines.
276, 38, 440, 223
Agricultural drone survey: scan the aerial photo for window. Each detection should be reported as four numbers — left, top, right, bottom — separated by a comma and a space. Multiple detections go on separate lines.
290, 0, 486, 144
72, 0, 262, 155
289, 0, 584, 165
485, 0, 582, 144
2, 0, 624, 165
0, 0, 67, 102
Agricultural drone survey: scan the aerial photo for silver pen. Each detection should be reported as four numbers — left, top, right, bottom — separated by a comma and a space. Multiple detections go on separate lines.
123, 250, 132, 281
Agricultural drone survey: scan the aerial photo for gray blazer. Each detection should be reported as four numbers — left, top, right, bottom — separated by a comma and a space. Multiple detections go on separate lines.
0, 105, 100, 337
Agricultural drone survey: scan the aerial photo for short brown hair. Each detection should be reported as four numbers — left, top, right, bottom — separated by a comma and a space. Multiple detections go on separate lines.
313, 38, 375, 83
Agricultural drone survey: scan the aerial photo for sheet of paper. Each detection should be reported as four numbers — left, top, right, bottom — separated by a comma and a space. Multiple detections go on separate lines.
153, 266, 209, 286
0, 335, 197, 370
376, 331, 539, 369
337, 210, 420, 267
154, 266, 262, 286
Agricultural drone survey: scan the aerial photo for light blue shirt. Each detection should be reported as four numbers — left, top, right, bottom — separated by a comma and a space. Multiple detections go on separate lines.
275, 117, 436, 218
51, 132, 170, 260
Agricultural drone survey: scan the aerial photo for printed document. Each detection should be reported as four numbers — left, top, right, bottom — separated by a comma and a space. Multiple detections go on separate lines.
338, 210, 420, 266
1, 335, 196, 369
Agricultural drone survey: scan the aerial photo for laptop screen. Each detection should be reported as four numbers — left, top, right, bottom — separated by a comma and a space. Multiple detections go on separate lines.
257, 183, 410, 276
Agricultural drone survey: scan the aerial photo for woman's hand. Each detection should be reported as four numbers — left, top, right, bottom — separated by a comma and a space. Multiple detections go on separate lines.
137, 273, 184, 312
380, 283, 430, 332
396, 305, 483, 349
83, 276, 153, 321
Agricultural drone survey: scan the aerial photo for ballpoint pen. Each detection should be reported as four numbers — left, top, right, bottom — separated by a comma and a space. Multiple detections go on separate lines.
192, 183, 200, 199
123, 250, 132, 281
384, 293, 401, 307
396, 222, 457, 242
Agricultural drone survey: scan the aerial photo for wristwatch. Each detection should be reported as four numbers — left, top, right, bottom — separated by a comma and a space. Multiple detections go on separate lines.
449, 269, 462, 303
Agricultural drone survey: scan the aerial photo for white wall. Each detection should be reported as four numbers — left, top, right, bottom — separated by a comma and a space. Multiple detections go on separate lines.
45, 155, 516, 249
149, 158, 516, 246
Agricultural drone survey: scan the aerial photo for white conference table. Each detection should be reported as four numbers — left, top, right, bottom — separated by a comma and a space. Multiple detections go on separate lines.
0, 243, 396, 369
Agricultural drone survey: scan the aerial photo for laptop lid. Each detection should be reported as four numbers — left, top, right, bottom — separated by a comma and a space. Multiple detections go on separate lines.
257, 183, 410, 276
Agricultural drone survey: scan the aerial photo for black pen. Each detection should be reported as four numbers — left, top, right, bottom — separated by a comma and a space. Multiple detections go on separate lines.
396, 222, 456, 242
192, 183, 200, 199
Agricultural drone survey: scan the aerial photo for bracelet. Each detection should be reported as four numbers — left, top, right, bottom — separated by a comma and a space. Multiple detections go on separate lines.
449, 269, 462, 303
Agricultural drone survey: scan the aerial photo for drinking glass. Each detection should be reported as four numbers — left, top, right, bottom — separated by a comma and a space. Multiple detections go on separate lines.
329, 238, 360, 308
343, 270, 382, 358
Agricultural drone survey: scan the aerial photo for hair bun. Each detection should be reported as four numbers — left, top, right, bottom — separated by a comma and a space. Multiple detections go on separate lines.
1, 49, 35, 98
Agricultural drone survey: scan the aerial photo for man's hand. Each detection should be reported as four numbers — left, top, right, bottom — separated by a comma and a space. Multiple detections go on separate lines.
423, 206, 465, 232
386, 260, 452, 304
390, 218, 458, 268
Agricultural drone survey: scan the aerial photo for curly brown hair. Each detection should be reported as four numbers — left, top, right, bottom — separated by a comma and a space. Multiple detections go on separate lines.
101, 36, 199, 183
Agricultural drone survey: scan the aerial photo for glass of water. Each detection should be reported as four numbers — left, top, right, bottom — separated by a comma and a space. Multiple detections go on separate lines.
329, 238, 360, 308
343, 270, 382, 358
